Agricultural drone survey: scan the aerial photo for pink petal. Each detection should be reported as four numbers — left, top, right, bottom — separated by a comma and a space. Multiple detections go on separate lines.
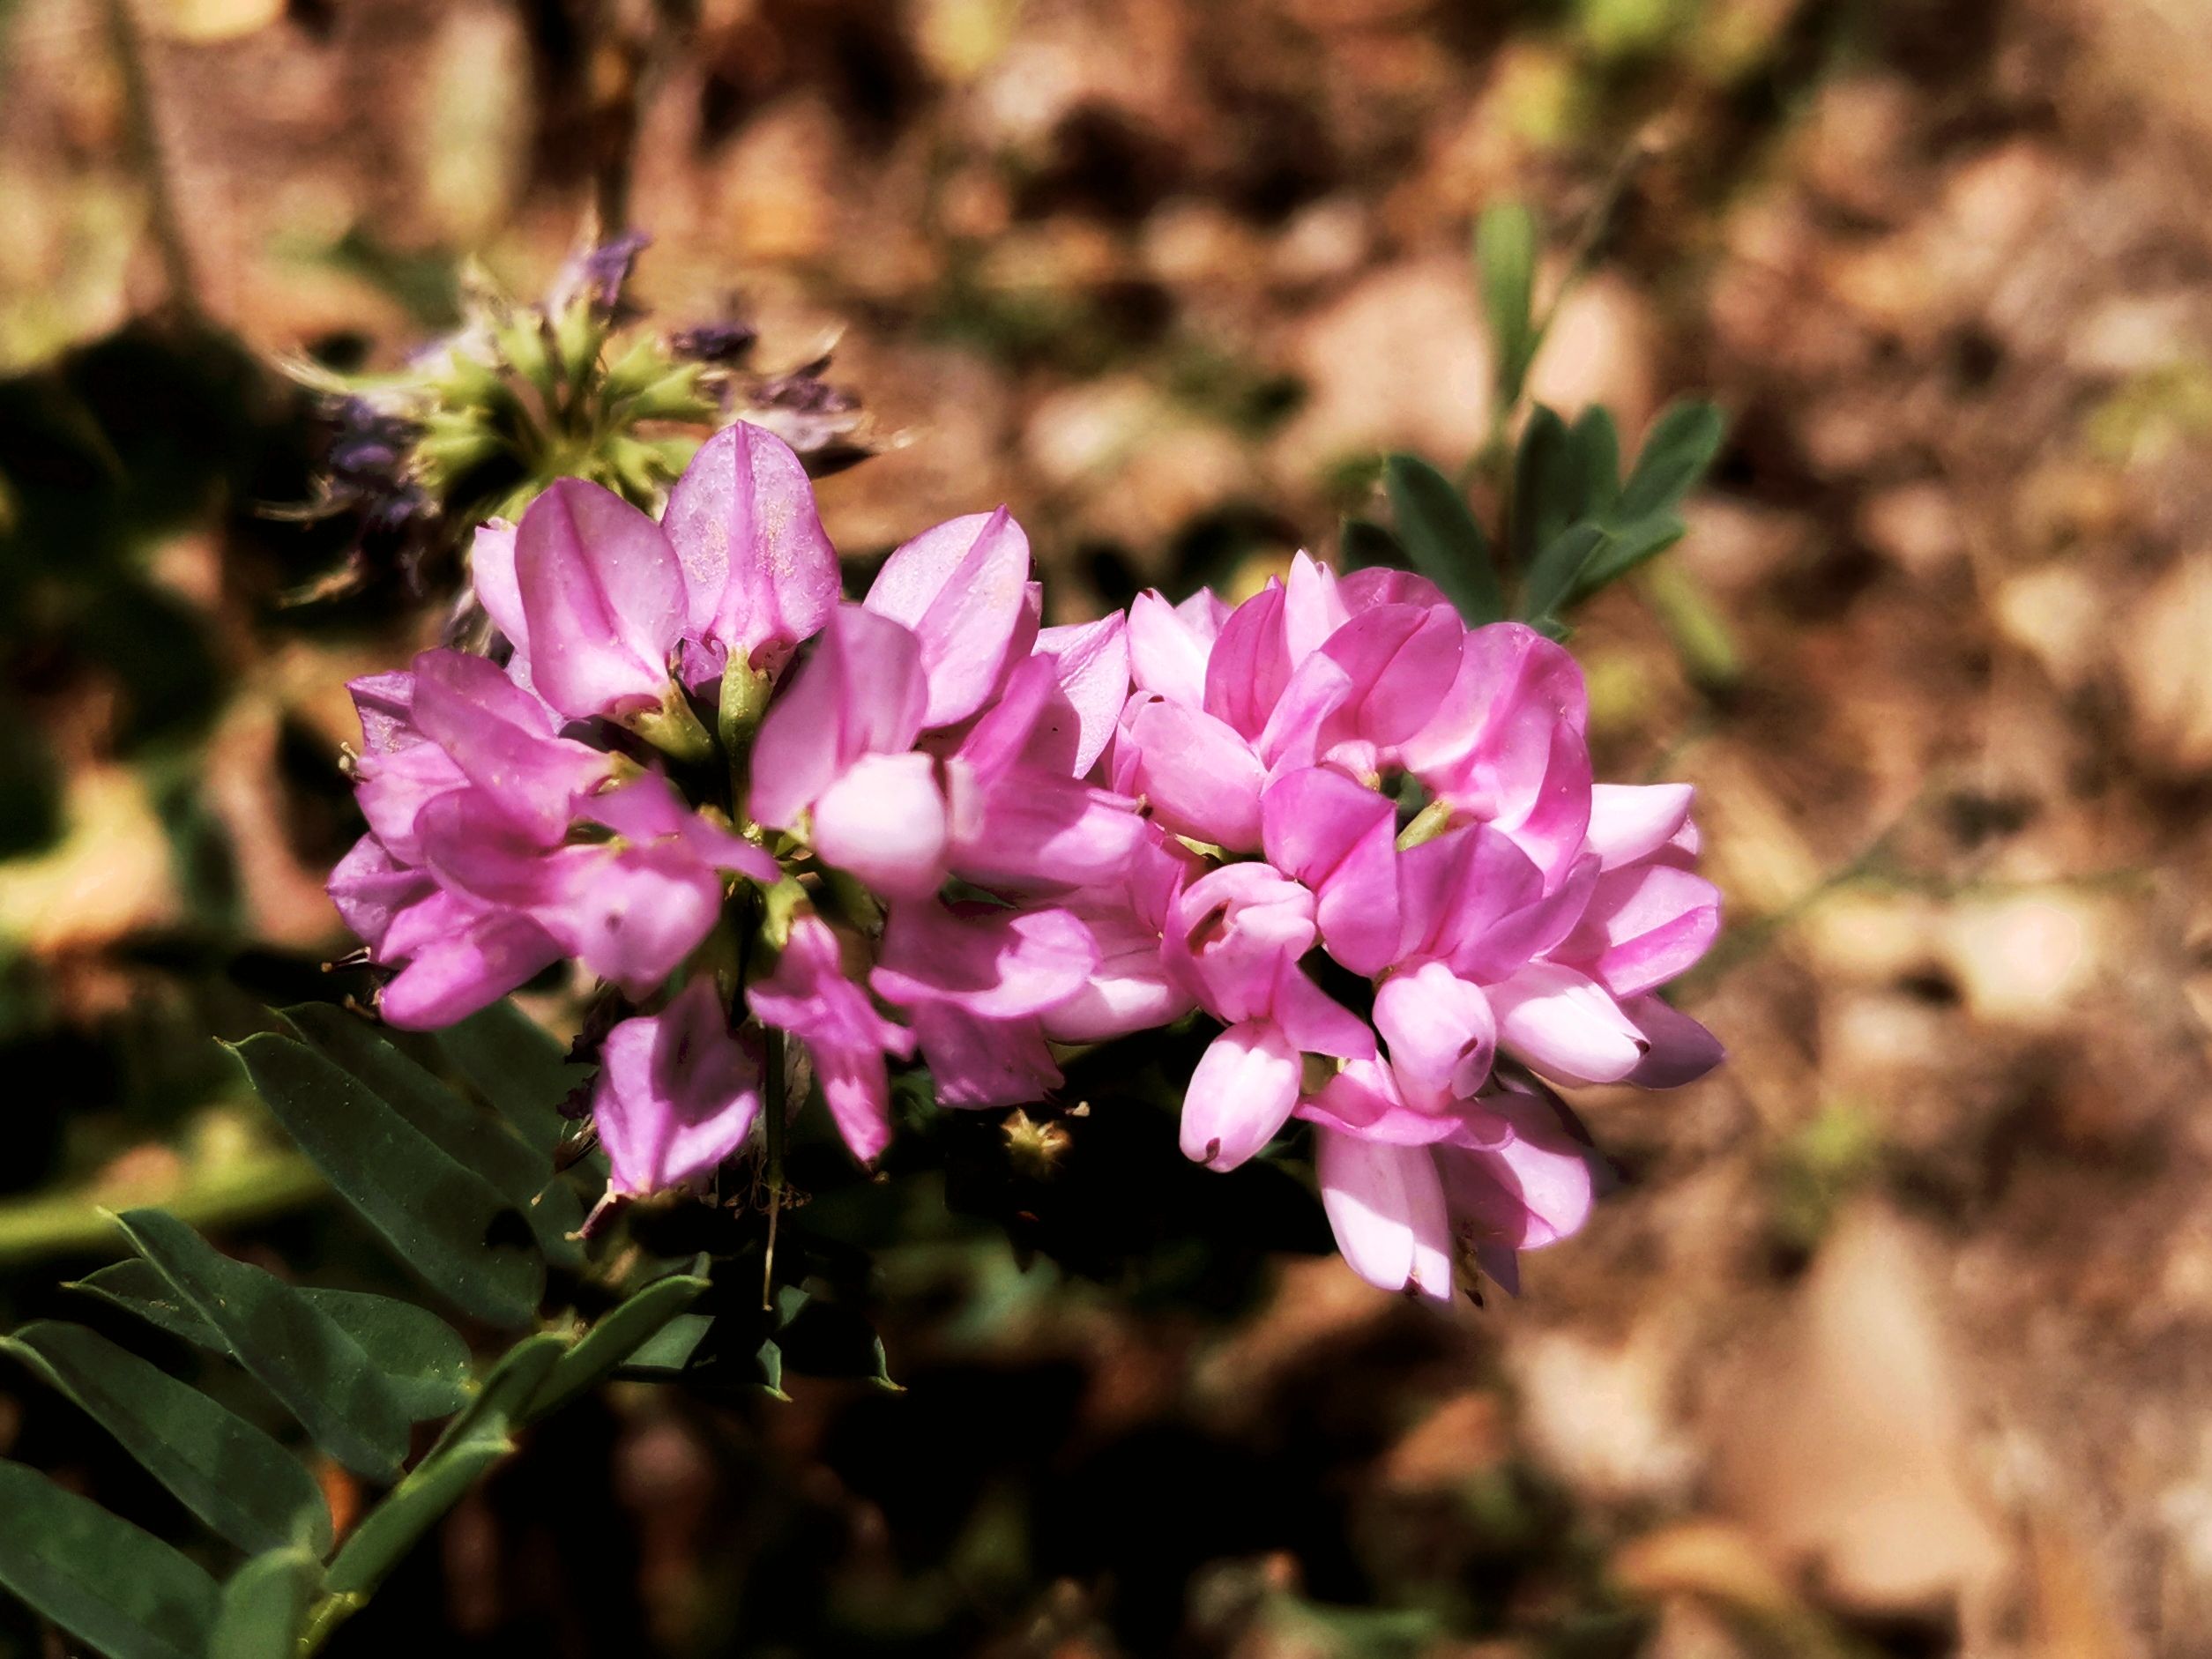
328, 835, 434, 955
749, 605, 928, 831
1488, 963, 1649, 1084
1296, 1058, 1463, 1146
1179, 1019, 1300, 1171
1584, 783, 1695, 871
1315, 1128, 1454, 1300
1373, 959, 1496, 1094
593, 978, 763, 1194
1560, 864, 1722, 998
1203, 582, 1289, 740
543, 844, 726, 999
1338, 567, 1448, 614
410, 650, 608, 843
872, 901, 1099, 1020
1031, 614, 1131, 777
910, 1005, 1061, 1108
470, 520, 527, 658
378, 909, 564, 1030
1125, 696, 1267, 852
749, 915, 913, 1165
811, 751, 950, 899
863, 508, 1034, 729
946, 763, 1145, 894
1270, 963, 1378, 1060
1037, 892, 1195, 1042
1260, 767, 1401, 977
1317, 602, 1464, 751
515, 478, 686, 720
1128, 590, 1213, 708
663, 420, 838, 673
581, 776, 781, 885
347, 672, 418, 755
1436, 1092, 1597, 1250
1165, 863, 1316, 1023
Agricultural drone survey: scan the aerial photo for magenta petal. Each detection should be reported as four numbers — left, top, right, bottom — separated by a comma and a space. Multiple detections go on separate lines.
873, 901, 1099, 1020
581, 775, 781, 885
1585, 783, 1695, 870
811, 751, 950, 899
1621, 995, 1724, 1087
1280, 552, 1351, 665
910, 1005, 1061, 1108
1180, 1020, 1300, 1170
1489, 963, 1649, 1084
470, 519, 528, 655
410, 650, 609, 843
864, 508, 1033, 729
1127, 591, 1213, 708
1318, 602, 1464, 751
949, 765, 1146, 894
1270, 963, 1377, 1060
663, 421, 838, 673
593, 979, 763, 1194
1297, 1059, 1463, 1146
1396, 823, 1545, 969
515, 479, 686, 720
1166, 862, 1316, 1023
1316, 1128, 1454, 1299
541, 844, 726, 998
347, 672, 418, 755
354, 740, 467, 866
749, 605, 929, 831
1436, 1092, 1597, 1250
1373, 960, 1496, 1094
1338, 567, 1448, 614
1254, 651, 1356, 772
1260, 767, 1401, 977
329, 835, 434, 954
1126, 696, 1267, 852
379, 909, 564, 1030
1030, 614, 1131, 777
1562, 864, 1723, 998
1203, 583, 1289, 740
749, 916, 913, 1165
1038, 892, 1195, 1042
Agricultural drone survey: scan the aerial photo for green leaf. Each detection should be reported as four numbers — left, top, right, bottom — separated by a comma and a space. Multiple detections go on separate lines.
435, 1001, 587, 1156
1382, 454, 1504, 625
1519, 523, 1611, 628
1508, 405, 1576, 569
323, 1333, 568, 1605
1337, 515, 1401, 573
528, 1275, 709, 1420
1617, 398, 1725, 521
1476, 204, 1539, 406
0, 1322, 331, 1558
756, 1337, 787, 1400
109, 1209, 412, 1482
281, 1004, 584, 1269
208, 1548, 320, 1659
1569, 512, 1687, 601
232, 1033, 544, 1327
1568, 405, 1621, 517
69, 1261, 473, 1423
0, 1459, 219, 1659
614, 1312, 714, 1379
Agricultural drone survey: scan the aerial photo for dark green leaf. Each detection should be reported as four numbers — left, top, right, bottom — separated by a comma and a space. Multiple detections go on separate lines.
614, 1312, 714, 1379
435, 1001, 588, 1156
1476, 204, 1539, 405
1508, 405, 1576, 569
1570, 513, 1687, 600
208, 1548, 320, 1659
529, 1275, 708, 1420
1382, 453, 1504, 625
110, 1209, 412, 1482
68, 1261, 473, 1423
1337, 515, 1402, 573
1617, 399, 1725, 521
756, 1338, 787, 1400
0, 1459, 219, 1659
324, 1333, 568, 1603
1568, 405, 1621, 517
232, 1033, 544, 1327
0, 1321, 331, 1557
281, 1004, 584, 1269
1519, 523, 1611, 627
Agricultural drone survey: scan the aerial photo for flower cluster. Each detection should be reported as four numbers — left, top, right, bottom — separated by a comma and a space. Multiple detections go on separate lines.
331, 425, 1721, 1298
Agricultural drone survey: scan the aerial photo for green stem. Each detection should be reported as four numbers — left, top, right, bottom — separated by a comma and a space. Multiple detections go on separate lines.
0, 1148, 322, 1269
100, 0, 199, 315
761, 1026, 786, 1313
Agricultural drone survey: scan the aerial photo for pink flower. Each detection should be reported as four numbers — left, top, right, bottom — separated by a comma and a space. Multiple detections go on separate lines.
593, 978, 764, 1195
860, 509, 1037, 730
748, 916, 915, 1165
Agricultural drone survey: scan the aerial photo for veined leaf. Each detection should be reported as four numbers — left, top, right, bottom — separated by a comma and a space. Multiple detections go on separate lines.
615, 1312, 713, 1379
1617, 398, 1725, 521
209, 1547, 320, 1659
1476, 203, 1539, 406
529, 1275, 709, 1420
1570, 512, 1687, 601
435, 1000, 588, 1156
1508, 405, 1575, 569
0, 1322, 331, 1557
0, 1459, 219, 1659
323, 1333, 568, 1604
71, 1261, 473, 1421
1383, 454, 1505, 625
282, 1003, 585, 1269
110, 1209, 412, 1482
232, 1033, 544, 1327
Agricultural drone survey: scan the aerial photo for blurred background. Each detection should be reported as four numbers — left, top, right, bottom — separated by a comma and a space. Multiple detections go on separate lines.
4, 0, 2210, 1654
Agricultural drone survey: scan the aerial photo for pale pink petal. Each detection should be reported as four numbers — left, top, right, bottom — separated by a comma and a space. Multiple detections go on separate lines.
515, 478, 686, 720
469, 520, 527, 658
1270, 963, 1378, 1060
1337, 567, 1448, 614
379, 909, 563, 1030
1436, 1091, 1598, 1251
1560, 864, 1722, 998
1179, 1020, 1300, 1170
1315, 1128, 1455, 1300
1373, 959, 1496, 1094
1203, 582, 1289, 740
593, 978, 763, 1194
810, 751, 950, 899
1126, 696, 1267, 852
749, 605, 928, 831
1489, 963, 1649, 1084
1295, 1058, 1463, 1146
1128, 591, 1213, 708
662, 420, 838, 673
872, 902, 1099, 1021
863, 508, 1033, 729
910, 1005, 1061, 1108
1031, 614, 1131, 777
1584, 783, 1695, 871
